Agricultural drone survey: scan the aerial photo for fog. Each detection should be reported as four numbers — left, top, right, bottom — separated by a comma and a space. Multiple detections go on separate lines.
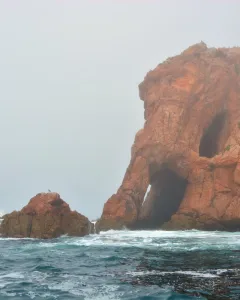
0, 1, 239, 219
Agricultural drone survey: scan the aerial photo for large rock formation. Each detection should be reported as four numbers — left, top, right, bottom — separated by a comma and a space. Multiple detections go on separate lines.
97, 42, 240, 231
0, 193, 93, 238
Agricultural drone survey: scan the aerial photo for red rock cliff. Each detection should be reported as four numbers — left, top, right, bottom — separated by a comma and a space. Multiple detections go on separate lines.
97, 42, 240, 231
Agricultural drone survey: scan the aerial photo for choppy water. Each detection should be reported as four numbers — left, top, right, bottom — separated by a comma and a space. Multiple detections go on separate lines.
0, 230, 239, 299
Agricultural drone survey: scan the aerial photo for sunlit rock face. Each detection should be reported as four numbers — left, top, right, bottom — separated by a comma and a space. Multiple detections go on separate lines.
97, 43, 240, 231
0, 193, 93, 238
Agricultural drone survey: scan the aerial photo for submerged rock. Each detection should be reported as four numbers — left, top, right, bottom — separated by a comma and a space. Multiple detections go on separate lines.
0, 192, 93, 238
98, 43, 240, 231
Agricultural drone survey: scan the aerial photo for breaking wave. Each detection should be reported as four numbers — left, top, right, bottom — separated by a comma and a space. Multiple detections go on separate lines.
0, 230, 239, 299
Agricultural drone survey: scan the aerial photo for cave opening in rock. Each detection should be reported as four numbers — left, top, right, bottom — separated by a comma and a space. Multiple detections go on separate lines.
199, 112, 227, 158
138, 167, 188, 229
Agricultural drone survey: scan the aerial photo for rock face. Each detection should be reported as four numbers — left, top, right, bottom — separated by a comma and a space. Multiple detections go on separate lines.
97, 43, 240, 231
0, 193, 93, 238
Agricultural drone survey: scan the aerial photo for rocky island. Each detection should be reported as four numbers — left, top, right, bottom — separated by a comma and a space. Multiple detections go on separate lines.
97, 42, 240, 232
0, 192, 92, 238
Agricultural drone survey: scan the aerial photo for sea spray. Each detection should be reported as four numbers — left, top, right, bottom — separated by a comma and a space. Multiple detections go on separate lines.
91, 220, 97, 234
0, 210, 4, 225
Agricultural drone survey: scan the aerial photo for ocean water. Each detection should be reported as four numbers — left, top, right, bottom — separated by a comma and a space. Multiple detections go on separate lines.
0, 230, 239, 300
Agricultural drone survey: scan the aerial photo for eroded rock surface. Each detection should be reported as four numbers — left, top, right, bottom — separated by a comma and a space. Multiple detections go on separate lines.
0, 193, 93, 238
97, 42, 240, 231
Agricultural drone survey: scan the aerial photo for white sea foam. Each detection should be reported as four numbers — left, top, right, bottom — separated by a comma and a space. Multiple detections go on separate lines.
0, 272, 25, 291
91, 220, 97, 234
0, 237, 34, 241
1, 229, 239, 253
0, 272, 24, 279
55, 229, 240, 251
127, 270, 219, 278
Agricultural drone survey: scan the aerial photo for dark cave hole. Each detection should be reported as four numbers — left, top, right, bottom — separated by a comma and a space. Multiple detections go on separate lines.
137, 168, 188, 229
50, 198, 64, 207
199, 112, 227, 158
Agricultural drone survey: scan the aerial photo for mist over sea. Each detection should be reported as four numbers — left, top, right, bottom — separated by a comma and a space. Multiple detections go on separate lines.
0, 230, 239, 299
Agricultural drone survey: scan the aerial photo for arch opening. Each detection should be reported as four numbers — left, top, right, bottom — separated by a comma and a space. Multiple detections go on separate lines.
136, 167, 187, 229
199, 112, 227, 158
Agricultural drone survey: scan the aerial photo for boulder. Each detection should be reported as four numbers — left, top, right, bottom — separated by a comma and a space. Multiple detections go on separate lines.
0, 192, 93, 238
97, 43, 240, 231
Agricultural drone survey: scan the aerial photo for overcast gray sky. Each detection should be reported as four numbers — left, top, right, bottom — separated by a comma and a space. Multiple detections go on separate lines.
0, 1, 239, 219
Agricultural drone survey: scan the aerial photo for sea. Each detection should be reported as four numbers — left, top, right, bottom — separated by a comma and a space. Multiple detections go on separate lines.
0, 229, 239, 300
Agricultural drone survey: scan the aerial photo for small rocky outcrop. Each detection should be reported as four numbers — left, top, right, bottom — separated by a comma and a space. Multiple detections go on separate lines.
0, 193, 93, 238
97, 42, 240, 232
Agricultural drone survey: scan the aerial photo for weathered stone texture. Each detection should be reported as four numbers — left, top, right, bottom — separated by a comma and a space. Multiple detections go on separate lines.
0, 193, 92, 238
97, 43, 240, 231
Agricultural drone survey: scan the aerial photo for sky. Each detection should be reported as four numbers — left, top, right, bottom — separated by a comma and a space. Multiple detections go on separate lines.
0, 0, 239, 220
